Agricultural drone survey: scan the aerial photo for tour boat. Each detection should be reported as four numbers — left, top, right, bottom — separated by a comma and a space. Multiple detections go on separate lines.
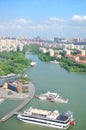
17, 107, 75, 129
35, 91, 68, 103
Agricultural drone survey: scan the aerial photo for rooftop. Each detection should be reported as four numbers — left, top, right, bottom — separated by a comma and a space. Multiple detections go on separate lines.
29, 108, 51, 116
57, 114, 68, 122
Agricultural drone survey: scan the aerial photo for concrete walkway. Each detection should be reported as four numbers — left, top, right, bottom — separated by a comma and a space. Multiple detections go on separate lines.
0, 82, 35, 122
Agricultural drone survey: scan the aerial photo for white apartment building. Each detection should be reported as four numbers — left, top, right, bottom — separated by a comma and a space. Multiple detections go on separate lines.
49, 49, 54, 56
0, 39, 20, 52
39, 47, 47, 53
80, 50, 86, 56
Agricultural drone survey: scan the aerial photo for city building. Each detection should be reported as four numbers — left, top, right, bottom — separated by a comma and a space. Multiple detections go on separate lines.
3, 81, 22, 93
80, 50, 86, 56
49, 49, 54, 56
39, 47, 47, 53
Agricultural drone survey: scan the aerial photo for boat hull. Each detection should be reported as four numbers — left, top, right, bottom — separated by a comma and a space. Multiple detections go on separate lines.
17, 114, 70, 129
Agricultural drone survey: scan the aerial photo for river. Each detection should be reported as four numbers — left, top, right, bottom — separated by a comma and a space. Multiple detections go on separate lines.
0, 54, 86, 130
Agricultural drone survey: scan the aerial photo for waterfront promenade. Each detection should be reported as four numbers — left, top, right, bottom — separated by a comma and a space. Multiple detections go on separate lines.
0, 82, 35, 122
0, 74, 19, 86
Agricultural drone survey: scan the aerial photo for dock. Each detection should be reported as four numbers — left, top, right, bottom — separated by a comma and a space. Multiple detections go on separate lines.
0, 82, 35, 122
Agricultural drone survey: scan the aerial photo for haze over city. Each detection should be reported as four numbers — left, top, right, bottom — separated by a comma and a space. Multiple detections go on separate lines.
0, 0, 86, 39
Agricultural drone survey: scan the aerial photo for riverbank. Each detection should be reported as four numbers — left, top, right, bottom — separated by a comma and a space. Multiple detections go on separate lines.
0, 82, 35, 100
0, 82, 35, 122
38, 53, 86, 72
25, 44, 86, 72
0, 51, 31, 76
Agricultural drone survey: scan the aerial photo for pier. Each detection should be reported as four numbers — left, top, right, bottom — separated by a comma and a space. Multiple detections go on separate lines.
0, 82, 35, 122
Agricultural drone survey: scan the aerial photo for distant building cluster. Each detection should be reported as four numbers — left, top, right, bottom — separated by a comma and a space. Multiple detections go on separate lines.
0, 36, 86, 64
0, 37, 23, 52
39, 46, 86, 64
54, 37, 86, 44
0, 36, 86, 52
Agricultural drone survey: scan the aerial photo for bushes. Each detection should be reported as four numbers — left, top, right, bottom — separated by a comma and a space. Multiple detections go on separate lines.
38, 53, 86, 72
0, 51, 31, 75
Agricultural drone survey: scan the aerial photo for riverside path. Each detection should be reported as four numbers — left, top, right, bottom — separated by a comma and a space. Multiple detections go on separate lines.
0, 82, 35, 122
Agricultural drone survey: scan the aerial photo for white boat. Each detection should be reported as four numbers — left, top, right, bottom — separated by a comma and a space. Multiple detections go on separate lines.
0, 99, 4, 104
30, 62, 36, 66
36, 91, 60, 100
50, 60, 59, 64
17, 107, 75, 129
35, 91, 68, 103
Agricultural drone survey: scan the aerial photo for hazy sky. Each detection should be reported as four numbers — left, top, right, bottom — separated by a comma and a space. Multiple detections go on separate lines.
0, 0, 86, 38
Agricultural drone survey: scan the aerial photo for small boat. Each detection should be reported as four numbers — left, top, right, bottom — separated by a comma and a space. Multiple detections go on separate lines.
0, 99, 4, 104
30, 62, 36, 66
17, 107, 75, 129
50, 60, 59, 64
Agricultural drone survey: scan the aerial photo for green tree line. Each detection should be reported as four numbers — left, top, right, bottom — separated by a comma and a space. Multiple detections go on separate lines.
19, 44, 86, 72
0, 51, 31, 75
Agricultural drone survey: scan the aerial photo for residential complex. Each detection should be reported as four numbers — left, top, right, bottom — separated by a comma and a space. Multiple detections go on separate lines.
0, 38, 23, 52
0, 36, 86, 64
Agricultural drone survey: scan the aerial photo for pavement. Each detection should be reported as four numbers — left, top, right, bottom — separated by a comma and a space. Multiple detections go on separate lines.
0, 82, 35, 122
0, 82, 35, 100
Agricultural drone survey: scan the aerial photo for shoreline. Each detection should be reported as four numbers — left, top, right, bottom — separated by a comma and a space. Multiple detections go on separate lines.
0, 82, 35, 122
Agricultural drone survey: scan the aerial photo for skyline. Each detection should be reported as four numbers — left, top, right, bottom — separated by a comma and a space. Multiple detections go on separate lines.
0, 0, 86, 38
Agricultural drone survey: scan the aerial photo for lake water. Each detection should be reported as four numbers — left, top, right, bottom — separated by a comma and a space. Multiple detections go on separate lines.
0, 54, 86, 130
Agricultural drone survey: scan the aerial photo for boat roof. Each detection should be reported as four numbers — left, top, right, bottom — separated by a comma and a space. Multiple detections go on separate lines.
29, 108, 51, 116
47, 91, 57, 95
44, 91, 58, 96
56, 114, 69, 122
